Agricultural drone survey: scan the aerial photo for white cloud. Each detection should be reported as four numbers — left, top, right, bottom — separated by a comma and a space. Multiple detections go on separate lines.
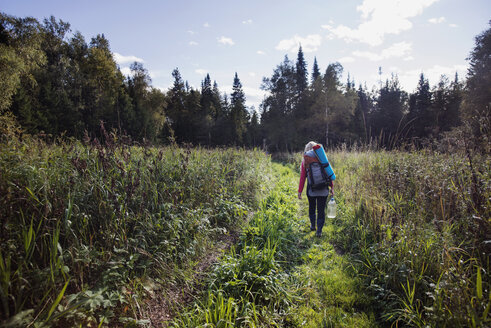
398, 64, 467, 91
404, 56, 415, 61
353, 41, 412, 61
249, 72, 257, 77
203, 22, 210, 28
242, 19, 253, 24
322, 0, 439, 46
148, 70, 167, 80
195, 69, 208, 75
353, 50, 383, 61
428, 16, 445, 24
275, 34, 322, 53
449, 23, 458, 28
224, 85, 266, 108
155, 85, 171, 92
218, 36, 235, 45
113, 52, 144, 65
256, 50, 266, 55
189, 41, 198, 46
188, 30, 195, 35
381, 41, 412, 57
120, 66, 131, 76
338, 56, 355, 63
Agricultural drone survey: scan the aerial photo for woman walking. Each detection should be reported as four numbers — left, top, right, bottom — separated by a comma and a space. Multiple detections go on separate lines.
298, 141, 334, 237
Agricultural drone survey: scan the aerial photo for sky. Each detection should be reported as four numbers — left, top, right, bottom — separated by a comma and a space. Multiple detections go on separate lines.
1, 0, 490, 110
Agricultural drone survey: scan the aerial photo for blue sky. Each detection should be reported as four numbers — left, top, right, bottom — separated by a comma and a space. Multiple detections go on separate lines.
1, 0, 490, 110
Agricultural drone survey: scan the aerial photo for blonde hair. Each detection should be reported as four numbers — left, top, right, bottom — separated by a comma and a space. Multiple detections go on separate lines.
304, 141, 317, 153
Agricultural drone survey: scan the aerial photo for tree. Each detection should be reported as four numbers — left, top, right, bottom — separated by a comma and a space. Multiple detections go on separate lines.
311, 57, 321, 83
199, 73, 214, 144
210, 81, 229, 145
127, 62, 165, 141
166, 68, 188, 143
295, 46, 308, 94
323, 63, 348, 146
230, 72, 248, 144
444, 73, 463, 131
370, 75, 407, 147
260, 55, 296, 151
246, 108, 260, 148
462, 21, 491, 148
0, 12, 45, 112
408, 73, 432, 139
352, 84, 373, 142
82, 34, 121, 136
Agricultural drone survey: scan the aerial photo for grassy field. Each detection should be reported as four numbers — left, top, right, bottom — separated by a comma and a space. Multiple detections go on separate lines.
0, 134, 271, 327
1, 131, 489, 327
329, 150, 490, 327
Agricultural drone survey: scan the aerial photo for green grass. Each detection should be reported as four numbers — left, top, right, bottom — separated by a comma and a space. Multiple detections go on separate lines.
171, 162, 377, 327
2, 129, 489, 327
0, 134, 271, 327
328, 150, 490, 327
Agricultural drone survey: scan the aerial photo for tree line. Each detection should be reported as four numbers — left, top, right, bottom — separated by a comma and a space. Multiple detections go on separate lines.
1, 12, 489, 151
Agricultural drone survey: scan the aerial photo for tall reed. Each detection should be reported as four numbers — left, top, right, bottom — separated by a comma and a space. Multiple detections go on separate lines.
330, 149, 490, 327
0, 134, 271, 327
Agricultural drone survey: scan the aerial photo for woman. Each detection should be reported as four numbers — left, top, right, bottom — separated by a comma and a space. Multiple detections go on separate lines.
298, 141, 333, 237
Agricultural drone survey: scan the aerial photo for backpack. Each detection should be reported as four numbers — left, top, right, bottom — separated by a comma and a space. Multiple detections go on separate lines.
307, 161, 330, 190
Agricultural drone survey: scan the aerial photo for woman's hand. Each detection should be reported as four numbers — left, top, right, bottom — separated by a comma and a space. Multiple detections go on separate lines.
298, 192, 302, 199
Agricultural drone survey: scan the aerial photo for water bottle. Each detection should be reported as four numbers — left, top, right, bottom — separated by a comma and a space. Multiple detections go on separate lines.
327, 197, 336, 218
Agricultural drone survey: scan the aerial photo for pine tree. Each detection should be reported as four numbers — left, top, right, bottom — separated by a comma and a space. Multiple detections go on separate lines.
295, 46, 308, 94
199, 73, 214, 144
444, 73, 463, 130
352, 84, 372, 142
408, 73, 432, 139
462, 22, 491, 148
166, 68, 188, 143
230, 72, 248, 144
312, 57, 321, 83
370, 75, 407, 147
260, 55, 296, 151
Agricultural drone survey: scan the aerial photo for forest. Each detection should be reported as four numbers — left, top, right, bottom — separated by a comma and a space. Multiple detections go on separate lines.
1, 12, 489, 152
0, 11, 490, 328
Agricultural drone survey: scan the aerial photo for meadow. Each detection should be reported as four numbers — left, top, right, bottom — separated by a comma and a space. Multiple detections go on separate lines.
0, 129, 489, 327
0, 131, 271, 327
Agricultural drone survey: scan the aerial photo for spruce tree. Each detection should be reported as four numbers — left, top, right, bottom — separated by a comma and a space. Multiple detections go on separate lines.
408, 73, 432, 139
312, 57, 321, 83
295, 46, 308, 94
462, 22, 491, 148
230, 72, 247, 144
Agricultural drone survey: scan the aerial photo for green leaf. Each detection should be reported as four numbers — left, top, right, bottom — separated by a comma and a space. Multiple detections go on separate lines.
476, 267, 482, 300
46, 280, 69, 321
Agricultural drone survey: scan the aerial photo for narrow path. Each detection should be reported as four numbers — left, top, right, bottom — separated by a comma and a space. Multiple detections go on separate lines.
286, 164, 378, 327
162, 162, 377, 327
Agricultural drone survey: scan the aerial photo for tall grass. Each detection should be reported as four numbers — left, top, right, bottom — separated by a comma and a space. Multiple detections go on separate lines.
0, 133, 271, 327
171, 163, 304, 327
329, 149, 490, 327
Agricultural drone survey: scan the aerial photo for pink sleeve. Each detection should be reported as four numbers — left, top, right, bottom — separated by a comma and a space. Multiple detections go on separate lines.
298, 160, 306, 193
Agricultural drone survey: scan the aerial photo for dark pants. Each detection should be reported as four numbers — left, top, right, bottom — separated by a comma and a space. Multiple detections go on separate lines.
307, 195, 328, 233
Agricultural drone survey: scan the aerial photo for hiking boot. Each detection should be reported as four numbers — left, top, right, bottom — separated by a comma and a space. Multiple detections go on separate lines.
310, 226, 316, 231
315, 231, 322, 238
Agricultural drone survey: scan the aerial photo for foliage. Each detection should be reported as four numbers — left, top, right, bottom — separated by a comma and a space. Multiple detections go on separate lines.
0, 132, 270, 327
0, 12, 46, 112
461, 21, 491, 152
330, 150, 490, 327
172, 164, 303, 327
2, 12, 490, 152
